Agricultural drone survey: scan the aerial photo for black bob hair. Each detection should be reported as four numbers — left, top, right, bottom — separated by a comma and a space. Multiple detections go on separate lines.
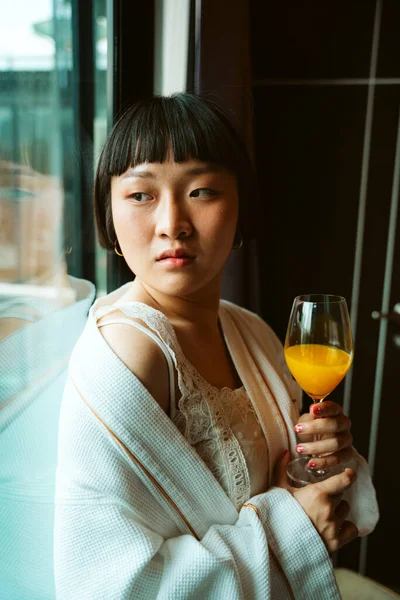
94, 93, 259, 251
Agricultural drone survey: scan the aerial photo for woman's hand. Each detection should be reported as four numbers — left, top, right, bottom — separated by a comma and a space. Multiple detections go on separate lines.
274, 451, 359, 552
293, 401, 353, 472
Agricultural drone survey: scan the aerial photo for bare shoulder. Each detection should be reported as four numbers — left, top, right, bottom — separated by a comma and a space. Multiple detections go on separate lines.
98, 312, 170, 414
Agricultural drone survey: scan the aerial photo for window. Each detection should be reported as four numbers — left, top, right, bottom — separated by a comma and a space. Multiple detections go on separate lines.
0, 0, 109, 314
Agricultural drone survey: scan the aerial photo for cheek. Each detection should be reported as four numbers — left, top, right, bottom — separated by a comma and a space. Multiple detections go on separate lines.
112, 203, 152, 276
201, 202, 238, 240
112, 201, 149, 246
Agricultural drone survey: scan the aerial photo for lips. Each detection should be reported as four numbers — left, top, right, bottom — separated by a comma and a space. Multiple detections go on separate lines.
157, 249, 196, 261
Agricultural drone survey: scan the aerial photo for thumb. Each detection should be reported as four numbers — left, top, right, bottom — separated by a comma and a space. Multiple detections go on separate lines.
273, 449, 291, 489
316, 468, 357, 496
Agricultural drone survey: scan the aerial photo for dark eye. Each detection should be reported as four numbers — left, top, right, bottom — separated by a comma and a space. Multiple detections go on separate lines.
190, 188, 216, 198
129, 192, 152, 202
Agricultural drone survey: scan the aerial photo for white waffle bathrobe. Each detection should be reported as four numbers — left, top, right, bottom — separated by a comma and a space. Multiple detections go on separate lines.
54, 292, 378, 599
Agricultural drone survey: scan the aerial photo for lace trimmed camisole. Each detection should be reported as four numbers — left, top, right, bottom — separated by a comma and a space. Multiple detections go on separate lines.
95, 301, 269, 510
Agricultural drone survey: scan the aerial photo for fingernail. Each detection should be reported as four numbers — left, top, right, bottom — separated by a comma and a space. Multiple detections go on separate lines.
294, 424, 305, 433
313, 405, 322, 415
296, 445, 305, 453
308, 461, 317, 469
283, 449, 289, 457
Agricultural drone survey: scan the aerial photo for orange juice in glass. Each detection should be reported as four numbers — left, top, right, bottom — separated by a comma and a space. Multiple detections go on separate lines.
284, 295, 353, 484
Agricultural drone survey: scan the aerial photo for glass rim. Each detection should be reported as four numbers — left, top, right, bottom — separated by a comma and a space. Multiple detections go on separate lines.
294, 294, 347, 304
286, 472, 309, 486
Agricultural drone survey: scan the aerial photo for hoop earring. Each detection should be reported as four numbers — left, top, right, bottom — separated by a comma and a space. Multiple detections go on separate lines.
114, 240, 124, 257
233, 230, 243, 250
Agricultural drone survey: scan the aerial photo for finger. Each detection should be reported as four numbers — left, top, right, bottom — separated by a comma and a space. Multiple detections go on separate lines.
307, 447, 353, 471
272, 450, 293, 490
310, 401, 343, 418
299, 413, 314, 423
293, 414, 314, 442
338, 520, 359, 548
294, 414, 351, 437
316, 468, 356, 496
296, 431, 353, 455
335, 500, 350, 523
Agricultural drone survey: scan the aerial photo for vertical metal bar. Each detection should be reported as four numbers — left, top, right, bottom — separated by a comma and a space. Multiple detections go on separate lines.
359, 105, 400, 575
186, 0, 196, 92
153, 0, 164, 95
193, 0, 202, 95
343, 0, 382, 417
106, 0, 116, 132
71, 0, 95, 283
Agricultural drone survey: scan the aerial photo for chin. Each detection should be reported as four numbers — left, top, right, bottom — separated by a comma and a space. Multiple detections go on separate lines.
147, 271, 220, 297
155, 280, 206, 297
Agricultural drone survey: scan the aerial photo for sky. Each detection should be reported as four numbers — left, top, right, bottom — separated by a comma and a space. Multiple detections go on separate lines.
0, 0, 55, 69
0, 0, 106, 70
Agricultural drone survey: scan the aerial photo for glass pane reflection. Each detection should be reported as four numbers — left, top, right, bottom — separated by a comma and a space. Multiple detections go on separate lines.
0, 2, 96, 598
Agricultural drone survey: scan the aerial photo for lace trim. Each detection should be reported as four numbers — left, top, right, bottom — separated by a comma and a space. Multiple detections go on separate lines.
98, 301, 254, 508
175, 386, 254, 507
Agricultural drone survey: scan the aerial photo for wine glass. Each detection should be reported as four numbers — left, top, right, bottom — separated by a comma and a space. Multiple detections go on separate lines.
284, 294, 354, 486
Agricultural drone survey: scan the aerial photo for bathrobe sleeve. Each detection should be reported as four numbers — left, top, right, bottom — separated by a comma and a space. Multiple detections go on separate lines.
54, 373, 341, 600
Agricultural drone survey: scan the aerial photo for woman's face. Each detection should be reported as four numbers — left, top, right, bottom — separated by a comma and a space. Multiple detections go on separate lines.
111, 158, 239, 298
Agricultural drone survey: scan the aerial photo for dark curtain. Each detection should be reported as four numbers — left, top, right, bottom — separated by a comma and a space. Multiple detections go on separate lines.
193, 0, 261, 313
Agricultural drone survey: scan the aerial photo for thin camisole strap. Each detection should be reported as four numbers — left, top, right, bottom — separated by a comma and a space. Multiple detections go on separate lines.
97, 317, 177, 420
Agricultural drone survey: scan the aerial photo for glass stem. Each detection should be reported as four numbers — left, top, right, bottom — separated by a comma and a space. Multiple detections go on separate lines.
312, 398, 325, 455
310, 400, 329, 475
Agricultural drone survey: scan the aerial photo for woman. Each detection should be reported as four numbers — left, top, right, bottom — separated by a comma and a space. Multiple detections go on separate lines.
54, 93, 378, 599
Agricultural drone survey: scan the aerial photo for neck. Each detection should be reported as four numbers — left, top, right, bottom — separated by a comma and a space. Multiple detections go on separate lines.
129, 277, 222, 333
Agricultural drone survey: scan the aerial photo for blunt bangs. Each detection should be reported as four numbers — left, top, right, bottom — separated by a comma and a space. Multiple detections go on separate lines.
108, 95, 248, 177
94, 93, 259, 250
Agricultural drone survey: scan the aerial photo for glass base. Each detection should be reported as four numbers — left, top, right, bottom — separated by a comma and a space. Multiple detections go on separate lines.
286, 456, 345, 488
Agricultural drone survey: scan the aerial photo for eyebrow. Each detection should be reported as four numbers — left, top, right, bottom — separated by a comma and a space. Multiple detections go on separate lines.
121, 164, 223, 180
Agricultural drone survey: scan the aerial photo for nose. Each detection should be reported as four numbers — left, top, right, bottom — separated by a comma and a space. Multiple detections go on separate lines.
154, 194, 193, 240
